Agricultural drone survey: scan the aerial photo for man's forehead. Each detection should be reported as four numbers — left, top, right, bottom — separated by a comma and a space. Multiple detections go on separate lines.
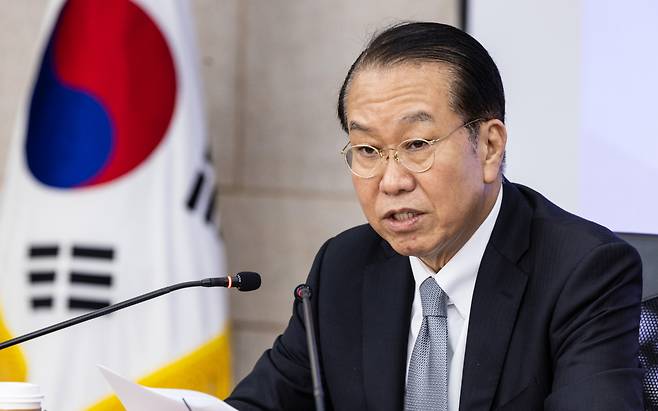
347, 63, 452, 103
344, 63, 457, 136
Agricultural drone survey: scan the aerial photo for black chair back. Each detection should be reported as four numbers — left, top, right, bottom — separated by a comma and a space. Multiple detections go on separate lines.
617, 232, 658, 410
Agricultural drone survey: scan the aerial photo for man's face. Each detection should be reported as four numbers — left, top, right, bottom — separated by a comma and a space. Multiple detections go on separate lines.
344, 63, 504, 270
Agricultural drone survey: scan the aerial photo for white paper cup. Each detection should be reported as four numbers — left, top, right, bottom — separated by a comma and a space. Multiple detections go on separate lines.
0, 382, 43, 410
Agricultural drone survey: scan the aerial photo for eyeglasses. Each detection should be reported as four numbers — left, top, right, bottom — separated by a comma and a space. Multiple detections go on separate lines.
340, 118, 484, 178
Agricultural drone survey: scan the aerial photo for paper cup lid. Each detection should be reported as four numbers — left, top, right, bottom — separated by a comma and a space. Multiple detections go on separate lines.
0, 382, 43, 400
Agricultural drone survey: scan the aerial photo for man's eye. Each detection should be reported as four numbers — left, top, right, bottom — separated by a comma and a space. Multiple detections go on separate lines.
402, 139, 430, 151
355, 146, 379, 157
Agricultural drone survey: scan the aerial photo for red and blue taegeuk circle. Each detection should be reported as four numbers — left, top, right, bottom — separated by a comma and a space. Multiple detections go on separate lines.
26, 0, 177, 189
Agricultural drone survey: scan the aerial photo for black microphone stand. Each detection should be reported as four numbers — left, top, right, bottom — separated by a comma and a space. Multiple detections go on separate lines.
295, 284, 325, 411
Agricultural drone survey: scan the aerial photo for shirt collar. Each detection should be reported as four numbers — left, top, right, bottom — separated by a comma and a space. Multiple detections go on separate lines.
409, 186, 503, 319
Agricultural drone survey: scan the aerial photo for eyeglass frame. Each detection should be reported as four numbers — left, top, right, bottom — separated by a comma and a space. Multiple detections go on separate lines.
340, 118, 486, 178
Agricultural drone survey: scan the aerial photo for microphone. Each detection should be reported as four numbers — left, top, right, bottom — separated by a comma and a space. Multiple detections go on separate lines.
294, 284, 325, 411
203, 271, 262, 291
0, 272, 261, 351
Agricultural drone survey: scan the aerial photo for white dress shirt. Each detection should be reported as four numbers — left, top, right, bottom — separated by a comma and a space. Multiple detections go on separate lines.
406, 187, 502, 411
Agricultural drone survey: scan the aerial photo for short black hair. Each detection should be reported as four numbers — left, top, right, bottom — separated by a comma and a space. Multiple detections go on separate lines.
337, 22, 505, 133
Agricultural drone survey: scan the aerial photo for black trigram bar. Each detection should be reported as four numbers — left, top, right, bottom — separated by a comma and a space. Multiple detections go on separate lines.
72, 246, 114, 260
70, 272, 112, 287
68, 298, 110, 310
29, 245, 59, 258
31, 297, 53, 309
29, 271, 56, 283
186, 172, 205, 210
205, 186, 217, 223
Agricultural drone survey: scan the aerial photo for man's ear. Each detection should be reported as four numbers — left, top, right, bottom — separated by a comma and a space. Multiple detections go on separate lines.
479, 119, 507, 183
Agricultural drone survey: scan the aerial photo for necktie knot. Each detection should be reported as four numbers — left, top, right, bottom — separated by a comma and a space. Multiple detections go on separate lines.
420, 277, 447, 317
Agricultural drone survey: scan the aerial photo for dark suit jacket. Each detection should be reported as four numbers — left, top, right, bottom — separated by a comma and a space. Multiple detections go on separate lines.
227, 181, 643, 410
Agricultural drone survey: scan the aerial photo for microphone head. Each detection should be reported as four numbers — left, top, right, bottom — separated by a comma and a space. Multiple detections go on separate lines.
294, 284, 311, 300
235, 272, 261, 291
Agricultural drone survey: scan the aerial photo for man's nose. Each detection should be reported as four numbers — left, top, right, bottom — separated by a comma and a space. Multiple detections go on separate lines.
378, 151, 415, 195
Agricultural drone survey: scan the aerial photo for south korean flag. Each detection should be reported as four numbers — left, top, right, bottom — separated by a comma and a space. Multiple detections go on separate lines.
0, 0, 231, 409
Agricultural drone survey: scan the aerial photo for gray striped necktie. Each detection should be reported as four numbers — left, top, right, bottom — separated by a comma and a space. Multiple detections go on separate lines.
405, 276, 448, 411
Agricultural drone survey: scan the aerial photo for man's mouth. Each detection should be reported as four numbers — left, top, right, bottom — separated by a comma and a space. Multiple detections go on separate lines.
391, 211, 419, 221
381, 209, 424, 233
383, 209, 424, 228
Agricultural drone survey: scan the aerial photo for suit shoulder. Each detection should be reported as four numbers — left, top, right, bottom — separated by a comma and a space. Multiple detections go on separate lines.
311, 224, 393, 280
332, 223, 380, 243
514, 182, 626, 249
324, 223, 385, 257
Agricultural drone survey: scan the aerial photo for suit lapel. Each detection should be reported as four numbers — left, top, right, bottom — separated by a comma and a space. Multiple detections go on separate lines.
361, 246, 414, 411
459, 181, 532, 411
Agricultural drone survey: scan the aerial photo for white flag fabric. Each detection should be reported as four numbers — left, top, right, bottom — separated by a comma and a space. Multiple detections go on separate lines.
0, 0, 231, 409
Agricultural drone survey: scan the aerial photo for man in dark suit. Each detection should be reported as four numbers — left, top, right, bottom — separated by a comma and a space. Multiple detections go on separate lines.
226, 22, 643, 410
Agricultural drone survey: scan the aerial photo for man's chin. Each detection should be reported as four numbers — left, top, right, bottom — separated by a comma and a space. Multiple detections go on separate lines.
387, 239, 431, 258
371, 224, 435, 256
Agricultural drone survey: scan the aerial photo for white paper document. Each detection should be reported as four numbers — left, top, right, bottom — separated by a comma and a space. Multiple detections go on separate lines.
98, 365, 237, 411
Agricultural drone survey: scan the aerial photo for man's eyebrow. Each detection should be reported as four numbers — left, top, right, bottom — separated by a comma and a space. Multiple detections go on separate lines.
348, 121, 371, 133
400, 111, 434, 123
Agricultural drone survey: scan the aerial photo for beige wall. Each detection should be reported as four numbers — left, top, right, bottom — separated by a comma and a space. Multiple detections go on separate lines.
0, 0, 458, 386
